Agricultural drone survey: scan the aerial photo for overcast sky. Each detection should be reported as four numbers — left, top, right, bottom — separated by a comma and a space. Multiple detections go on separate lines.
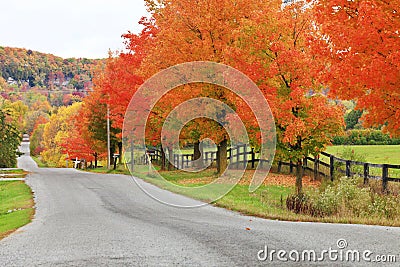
0, 0, 148, 59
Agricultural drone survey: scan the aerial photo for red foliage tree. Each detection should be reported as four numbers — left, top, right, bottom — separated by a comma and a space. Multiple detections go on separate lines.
314, 0, 400, 136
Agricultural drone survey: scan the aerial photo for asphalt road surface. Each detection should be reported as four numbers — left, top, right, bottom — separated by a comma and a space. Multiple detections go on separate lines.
0, 142, 399, 266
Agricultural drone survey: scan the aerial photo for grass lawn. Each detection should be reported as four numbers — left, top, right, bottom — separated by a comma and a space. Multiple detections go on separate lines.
324, 145, 400, 178
325, 145, 400, 165
0, 181, 34, 239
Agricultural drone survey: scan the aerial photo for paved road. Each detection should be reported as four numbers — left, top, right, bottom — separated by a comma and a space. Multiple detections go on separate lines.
0, 142, 399, 266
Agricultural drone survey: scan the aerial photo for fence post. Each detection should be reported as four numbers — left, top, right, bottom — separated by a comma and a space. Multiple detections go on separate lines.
382, 164, 389, 193
289, 161, 293, 173
346, 160, 351, 177
330, 155, 334, 181
158, 149, 161, 163
243, 144, 248, 169
363, 163, 369, 185
130, 139, 134, 172
314, 155, 319, 180
236, 146, 240, 169
251, 148, 255, 169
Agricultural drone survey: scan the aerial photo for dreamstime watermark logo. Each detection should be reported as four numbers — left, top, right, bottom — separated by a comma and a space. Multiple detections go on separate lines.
122, 61, 276, 207
257, 239, 398, 263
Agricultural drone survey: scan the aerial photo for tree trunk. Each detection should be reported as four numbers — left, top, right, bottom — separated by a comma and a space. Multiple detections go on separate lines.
118, 142, 123, 164
161, 146, 166, 171
193, 141, 204, 169
94, 152, 98, 168
110, 146, 115, 166
295, 159, 304, 195
217, 139, 228, 175
167, 147, 174, 171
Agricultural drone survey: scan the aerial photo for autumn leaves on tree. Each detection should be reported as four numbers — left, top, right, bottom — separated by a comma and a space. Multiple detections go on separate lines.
52, 0, 398, 194
315, 0, 400, 136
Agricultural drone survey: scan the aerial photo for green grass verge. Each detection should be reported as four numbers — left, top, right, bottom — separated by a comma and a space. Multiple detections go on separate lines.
0, 169, 27, 178
84, 165, 132, 175
31, 156, 52, 168
0, 181, 34, 239
0, 169, 25, 174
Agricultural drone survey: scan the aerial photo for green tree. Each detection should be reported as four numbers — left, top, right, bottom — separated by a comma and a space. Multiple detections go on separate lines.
345, 110, 363, 130
30, 124, 46, 156
0, 107, 22, 167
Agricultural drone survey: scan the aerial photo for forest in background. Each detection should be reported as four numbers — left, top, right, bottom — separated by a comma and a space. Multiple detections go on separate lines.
0, 47, 104, 167
0, 46, 104, 106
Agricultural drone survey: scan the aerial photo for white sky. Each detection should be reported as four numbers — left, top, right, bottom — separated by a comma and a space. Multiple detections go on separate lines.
0, 0, 149, 59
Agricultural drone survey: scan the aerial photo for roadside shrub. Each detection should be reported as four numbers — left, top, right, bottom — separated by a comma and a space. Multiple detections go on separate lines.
367, 179, 400, 196
287, 177, 400, 220
368, 195, 400, 220
286, 193, 313, 214
335, 178, 371, 216
310, 185, 338, 216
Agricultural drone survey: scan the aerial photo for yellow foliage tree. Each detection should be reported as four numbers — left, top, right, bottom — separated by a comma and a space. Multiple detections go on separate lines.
41, 102, 82, 167
0, 77, 6, 91
2, 100, 28, 133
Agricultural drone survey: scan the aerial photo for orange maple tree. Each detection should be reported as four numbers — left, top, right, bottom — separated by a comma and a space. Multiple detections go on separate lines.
131, 0, 268, 173
229, 0, 344, 193
314, 0, 400, 136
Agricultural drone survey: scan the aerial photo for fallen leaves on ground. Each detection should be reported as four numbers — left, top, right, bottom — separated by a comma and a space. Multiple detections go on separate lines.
177, 170, 321, 188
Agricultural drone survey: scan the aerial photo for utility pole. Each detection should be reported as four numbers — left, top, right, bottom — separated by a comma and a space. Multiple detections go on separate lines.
107, 105, 111, 169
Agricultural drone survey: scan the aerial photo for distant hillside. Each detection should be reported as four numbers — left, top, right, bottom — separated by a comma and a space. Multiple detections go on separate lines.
0, 46, 104, 90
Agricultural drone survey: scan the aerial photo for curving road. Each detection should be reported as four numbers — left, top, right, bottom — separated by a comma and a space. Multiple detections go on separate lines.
0, 142, 399, 266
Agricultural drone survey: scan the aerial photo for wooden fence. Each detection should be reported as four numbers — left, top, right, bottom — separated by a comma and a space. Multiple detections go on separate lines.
137, 145, 400, 190
287, 151, 400, 191
169, 144, 271, 170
